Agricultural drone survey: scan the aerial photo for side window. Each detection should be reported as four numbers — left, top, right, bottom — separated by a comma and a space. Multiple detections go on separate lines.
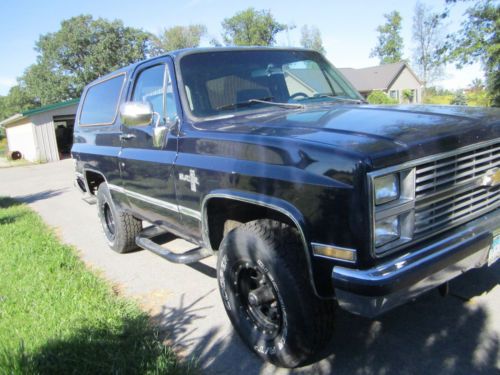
80, 74, 125, 125
132, 65, 166, 125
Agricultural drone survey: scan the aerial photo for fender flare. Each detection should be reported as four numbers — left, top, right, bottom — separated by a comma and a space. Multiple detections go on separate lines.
201, 189, 325, 298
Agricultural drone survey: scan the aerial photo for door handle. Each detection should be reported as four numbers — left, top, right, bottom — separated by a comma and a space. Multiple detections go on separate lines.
120, 133, 136, 140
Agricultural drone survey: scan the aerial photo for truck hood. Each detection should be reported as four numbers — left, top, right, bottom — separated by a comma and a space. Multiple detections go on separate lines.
202, 104, 500, 169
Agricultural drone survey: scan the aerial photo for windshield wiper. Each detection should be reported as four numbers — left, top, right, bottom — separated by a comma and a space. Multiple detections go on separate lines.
314, 94, 367, 104
217, 97, 303, 111
217, 97, 274, 111
248, 98, 304, 109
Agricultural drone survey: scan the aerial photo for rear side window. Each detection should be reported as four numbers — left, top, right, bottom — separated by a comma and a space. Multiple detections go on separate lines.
80, 74, 125, 126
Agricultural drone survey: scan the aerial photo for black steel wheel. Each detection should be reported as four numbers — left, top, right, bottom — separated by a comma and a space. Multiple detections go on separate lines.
103, 202, 116, 238
217, 219, 335, 368
234, 261, 282, 338
96, 183, 142, 253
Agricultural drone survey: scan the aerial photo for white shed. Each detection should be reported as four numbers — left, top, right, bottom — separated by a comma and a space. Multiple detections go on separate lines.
0, 99, 79, 162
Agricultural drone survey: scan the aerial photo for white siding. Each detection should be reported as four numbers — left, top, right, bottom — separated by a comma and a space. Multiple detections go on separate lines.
5, 120, 37, 161
31, 103, 78, 162
388, 68, 422, 104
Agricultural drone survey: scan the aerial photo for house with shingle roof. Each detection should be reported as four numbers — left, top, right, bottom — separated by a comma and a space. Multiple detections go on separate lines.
338, 62, 423, 104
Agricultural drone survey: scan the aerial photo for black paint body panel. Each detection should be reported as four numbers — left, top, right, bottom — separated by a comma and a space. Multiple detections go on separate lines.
71, 48, 500, 298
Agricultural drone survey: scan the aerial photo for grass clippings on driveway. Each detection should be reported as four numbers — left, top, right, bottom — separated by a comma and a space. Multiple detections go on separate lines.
0, 197, 194, 374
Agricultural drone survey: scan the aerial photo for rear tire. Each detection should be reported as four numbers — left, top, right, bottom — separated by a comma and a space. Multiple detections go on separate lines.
217, 219, 335, 368
96, 183, 142, 253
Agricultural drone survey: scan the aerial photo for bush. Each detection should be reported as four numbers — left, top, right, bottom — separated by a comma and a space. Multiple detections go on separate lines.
0, 138, 7, 157
367, 90, 398, 104
466, 90, 491, 107
402, 89, 414, 103
451, 91, 467, 106
423, 95, 453, 105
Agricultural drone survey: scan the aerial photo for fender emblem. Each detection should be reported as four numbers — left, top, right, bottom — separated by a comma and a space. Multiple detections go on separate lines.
478, 168, 500, 188
179, 169, 200, 192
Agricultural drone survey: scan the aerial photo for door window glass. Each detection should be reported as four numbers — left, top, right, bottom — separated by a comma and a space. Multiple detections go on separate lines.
132, 65, 165, 125
165, 69, 178, 122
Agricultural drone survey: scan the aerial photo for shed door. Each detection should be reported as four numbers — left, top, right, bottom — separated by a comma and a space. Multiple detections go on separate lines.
53, 115, 75, 158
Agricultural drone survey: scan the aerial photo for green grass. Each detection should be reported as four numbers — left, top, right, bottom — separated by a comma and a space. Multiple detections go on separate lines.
0, 197, 194, 374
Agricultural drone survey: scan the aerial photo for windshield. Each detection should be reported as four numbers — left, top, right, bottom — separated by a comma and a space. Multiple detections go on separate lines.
179, 49, 363, 118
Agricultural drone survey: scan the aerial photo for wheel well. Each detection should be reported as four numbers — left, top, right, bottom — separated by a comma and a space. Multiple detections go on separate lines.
85, 170, 106, 195
205, 198, 296, 250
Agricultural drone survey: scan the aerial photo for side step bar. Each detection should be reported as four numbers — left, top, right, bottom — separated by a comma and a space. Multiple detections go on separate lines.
136, 226, 214, 264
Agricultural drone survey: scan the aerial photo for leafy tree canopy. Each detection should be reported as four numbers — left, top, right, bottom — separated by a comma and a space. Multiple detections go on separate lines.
0, 86, 39, 121
370, 11, 405, 64
221, 8, 286, 46
153, 25, 207, 52
443, 0, 499, 106
20, 15, 154, 105
300, 25, 326, 54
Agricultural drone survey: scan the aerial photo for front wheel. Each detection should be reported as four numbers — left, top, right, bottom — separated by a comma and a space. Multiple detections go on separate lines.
217, 219, 335, 368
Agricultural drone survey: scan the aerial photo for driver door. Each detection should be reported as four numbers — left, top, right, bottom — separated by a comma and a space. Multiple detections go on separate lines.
118, 58, 183, 230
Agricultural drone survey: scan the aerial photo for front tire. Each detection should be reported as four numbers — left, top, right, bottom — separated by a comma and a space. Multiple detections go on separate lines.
96, 183, 142, 253
217, 219, 335, 368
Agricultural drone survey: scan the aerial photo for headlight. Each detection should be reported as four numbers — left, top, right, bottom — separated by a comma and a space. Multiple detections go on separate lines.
370, 168, 416, 255
375, 215, 400, 247
374, 174, 399, 205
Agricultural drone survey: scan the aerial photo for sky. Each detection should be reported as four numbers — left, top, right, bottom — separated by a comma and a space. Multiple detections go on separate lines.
0, 0, 483, 96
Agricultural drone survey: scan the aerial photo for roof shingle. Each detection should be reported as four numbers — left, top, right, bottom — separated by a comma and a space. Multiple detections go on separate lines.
338, 62, 410, 92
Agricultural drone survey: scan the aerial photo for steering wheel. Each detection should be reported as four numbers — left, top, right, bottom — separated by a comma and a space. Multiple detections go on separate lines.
290, 92, 309, 100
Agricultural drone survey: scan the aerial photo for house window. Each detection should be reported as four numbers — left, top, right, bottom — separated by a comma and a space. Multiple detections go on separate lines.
389, 90, 399, 101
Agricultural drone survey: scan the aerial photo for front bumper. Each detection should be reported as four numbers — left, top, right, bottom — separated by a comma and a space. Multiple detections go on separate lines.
332, 208, 499, 318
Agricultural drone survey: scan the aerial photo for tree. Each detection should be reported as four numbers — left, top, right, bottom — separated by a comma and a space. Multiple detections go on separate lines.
412, 1, 445, 96
443, 0, 499, 106
300, 25, 325, 54
22, 64, 75, 105
221, 8, 286, 46
0, 85, 39, 121
370, 11, 404, 64
450, 90, 467, 105
0, 96, 6, 122
469, 78, 485, 92
154, 25, 206, 52
20, 15, 154, 105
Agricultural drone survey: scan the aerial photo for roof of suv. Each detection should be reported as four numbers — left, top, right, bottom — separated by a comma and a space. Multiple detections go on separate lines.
94, 46, 316, 84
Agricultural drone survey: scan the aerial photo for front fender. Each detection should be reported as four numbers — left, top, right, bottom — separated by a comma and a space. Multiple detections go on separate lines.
201, 189, 329, 298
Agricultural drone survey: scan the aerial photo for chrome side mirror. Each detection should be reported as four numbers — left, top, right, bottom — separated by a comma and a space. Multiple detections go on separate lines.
120, 102, 154, 127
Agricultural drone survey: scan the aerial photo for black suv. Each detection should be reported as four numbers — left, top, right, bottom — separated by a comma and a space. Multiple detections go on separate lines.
72, 47, 500, 368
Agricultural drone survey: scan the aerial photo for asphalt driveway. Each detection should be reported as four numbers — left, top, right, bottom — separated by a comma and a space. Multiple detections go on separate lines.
0, 160, 498, 374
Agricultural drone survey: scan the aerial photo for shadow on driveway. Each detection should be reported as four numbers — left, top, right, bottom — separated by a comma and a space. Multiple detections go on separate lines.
15, 189, 69, 204
151, 263, 499, 375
